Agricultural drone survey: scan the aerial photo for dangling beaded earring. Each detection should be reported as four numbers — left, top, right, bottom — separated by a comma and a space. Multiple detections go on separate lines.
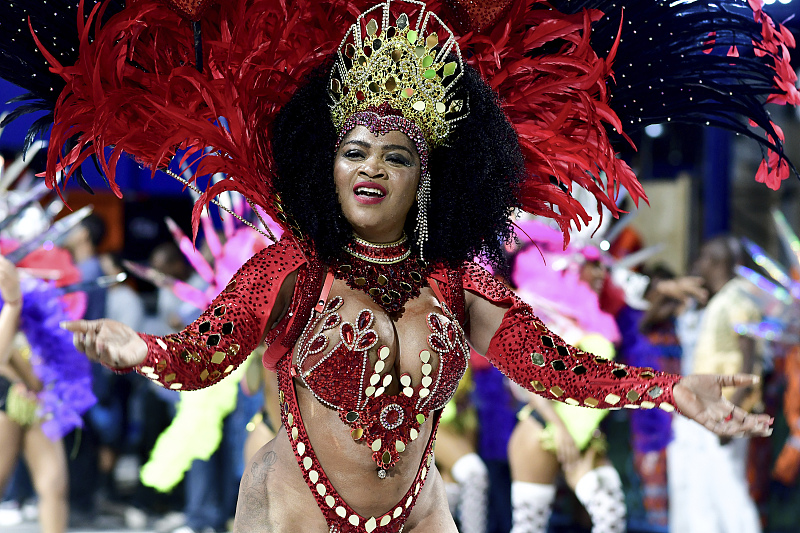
414, 170, 431, 262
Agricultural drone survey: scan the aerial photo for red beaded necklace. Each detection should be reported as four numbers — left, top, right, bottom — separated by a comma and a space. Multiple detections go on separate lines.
334, 234, 432, 317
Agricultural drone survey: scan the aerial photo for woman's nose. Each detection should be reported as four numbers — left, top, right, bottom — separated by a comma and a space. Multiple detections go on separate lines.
359, 155, 385, 179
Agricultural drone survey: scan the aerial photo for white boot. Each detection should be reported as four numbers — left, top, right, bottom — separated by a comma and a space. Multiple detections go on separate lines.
451, 453, 489, 533
510, 481, 556, 533
574, 465, 627, 533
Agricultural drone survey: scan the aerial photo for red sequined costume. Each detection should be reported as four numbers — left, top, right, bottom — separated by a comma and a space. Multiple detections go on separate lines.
133, 235, 679, 533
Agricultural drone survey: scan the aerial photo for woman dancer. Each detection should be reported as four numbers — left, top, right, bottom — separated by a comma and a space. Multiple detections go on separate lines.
0, 250, 94, 533
0, 1, 790, 532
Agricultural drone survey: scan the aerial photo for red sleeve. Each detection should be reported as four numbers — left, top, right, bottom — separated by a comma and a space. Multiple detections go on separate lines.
132, 237, 306, 391
463, 262, 681, 413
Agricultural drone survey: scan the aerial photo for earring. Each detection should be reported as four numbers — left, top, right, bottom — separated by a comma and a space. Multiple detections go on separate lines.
414, 171, 430, 262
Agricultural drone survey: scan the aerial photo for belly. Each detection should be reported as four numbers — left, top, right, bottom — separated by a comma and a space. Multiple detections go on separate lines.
296, 382, 436, 516
255, 413, 447, 533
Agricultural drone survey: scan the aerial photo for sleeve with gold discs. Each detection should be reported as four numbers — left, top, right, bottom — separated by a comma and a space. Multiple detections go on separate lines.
132, 238, 306, 391
463, 263, 680, 413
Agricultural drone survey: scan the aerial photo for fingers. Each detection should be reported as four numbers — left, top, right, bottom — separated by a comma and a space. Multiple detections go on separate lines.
555, 429, 579, 467
703, 407, 773, 438
96, 328, 122, 369
72, 331, 86, 353
715, 374, 760, 388
83, 323, 100, 362
61, 320, 96, 334
682, 277, 709, 304
66, 319, 144, 369
66, 320, 105, 361
562, 445, 579, 469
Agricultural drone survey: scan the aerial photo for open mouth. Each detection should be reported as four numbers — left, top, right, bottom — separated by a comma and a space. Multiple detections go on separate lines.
353, 182, 387, 203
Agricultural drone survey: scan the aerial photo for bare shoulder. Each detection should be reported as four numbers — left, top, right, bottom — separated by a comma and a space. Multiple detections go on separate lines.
234, 442, 280, 533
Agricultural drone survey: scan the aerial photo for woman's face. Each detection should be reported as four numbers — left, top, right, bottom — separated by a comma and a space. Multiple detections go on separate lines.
334, 126, 421, 243
579, 260, 607, 295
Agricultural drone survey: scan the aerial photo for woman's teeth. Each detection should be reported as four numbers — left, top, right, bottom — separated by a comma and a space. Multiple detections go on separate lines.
355, 187, 385, 197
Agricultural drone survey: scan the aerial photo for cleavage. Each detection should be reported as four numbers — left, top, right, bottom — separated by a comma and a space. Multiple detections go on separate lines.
291, 282, 469, 469
296, 283, 439, 391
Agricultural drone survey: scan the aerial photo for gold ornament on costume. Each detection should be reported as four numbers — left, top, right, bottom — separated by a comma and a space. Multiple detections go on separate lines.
329, 0, 468, 148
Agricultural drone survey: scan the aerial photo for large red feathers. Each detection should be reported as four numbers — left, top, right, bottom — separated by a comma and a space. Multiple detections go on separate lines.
451, 1, 643, 237
37, 0, 795, 244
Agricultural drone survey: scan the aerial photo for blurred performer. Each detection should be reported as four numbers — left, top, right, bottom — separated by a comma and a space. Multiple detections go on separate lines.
616, 267, 707, 527
669, 236, 763, 533
436, 368, 488, 533
773, 345, 800, 486
470, 346, 517, 533
757, 212, 800, 490
0, 249, 95, 533
63, 213, 118, 515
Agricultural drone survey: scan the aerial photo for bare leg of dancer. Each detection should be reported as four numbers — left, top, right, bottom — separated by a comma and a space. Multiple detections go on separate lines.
508, 416, 558, 533
0, 411, 24, 489
24, 423, 68, 533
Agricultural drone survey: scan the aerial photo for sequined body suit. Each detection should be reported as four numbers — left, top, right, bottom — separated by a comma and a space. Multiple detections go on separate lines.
133, 236, 680, 533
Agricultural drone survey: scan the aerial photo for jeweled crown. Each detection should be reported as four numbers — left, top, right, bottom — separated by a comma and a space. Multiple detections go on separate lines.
329, 0, 469, 148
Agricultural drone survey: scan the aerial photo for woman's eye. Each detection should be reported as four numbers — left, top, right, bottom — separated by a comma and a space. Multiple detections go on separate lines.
344, 150, 364, 159
387, 155, 410, 166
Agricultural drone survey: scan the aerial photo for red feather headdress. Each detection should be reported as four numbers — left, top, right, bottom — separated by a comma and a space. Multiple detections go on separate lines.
31, 0, 797, 244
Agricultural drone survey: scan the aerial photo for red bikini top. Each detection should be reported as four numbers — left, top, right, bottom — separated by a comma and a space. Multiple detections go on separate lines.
289, 268, 469, 469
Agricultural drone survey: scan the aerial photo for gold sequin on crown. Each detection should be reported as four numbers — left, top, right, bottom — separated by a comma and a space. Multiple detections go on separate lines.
329, 0, 469, 148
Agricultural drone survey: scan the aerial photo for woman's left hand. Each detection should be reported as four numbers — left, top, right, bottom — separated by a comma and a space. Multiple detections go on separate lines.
673, 374, 772, 437
10, 381, 39, 400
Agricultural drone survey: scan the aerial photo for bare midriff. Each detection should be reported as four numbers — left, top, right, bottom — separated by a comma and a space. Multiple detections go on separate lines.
249, 425, 451, 533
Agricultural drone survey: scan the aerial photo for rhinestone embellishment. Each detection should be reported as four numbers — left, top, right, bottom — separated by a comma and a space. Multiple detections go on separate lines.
380, 404, 405, 430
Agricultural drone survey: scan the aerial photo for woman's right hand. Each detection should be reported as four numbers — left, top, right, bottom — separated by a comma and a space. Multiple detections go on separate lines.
553, 422, 580, 468
0, 255, 22, 306
61, 319, 148, 369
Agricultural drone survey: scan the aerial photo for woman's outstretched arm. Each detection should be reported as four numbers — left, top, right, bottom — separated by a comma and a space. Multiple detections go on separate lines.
63, 239, 302, 391
464, 263, 772, 438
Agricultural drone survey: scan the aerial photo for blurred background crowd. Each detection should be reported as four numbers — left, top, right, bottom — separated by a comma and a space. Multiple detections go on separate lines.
3, 11, 800, 532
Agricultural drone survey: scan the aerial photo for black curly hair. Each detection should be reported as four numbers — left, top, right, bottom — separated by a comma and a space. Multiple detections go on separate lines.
271, 56, 524, 270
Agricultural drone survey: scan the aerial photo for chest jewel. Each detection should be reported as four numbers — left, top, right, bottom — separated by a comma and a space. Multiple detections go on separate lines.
294, 295, 469, 474
334, 233, 433, 317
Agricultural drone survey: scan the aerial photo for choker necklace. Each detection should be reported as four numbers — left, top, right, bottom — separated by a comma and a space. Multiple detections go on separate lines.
345, 233, 412, 264
336, 234, 431, 316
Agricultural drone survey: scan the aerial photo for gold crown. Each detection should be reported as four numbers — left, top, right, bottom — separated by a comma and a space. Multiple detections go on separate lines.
329, 0, 469, 148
